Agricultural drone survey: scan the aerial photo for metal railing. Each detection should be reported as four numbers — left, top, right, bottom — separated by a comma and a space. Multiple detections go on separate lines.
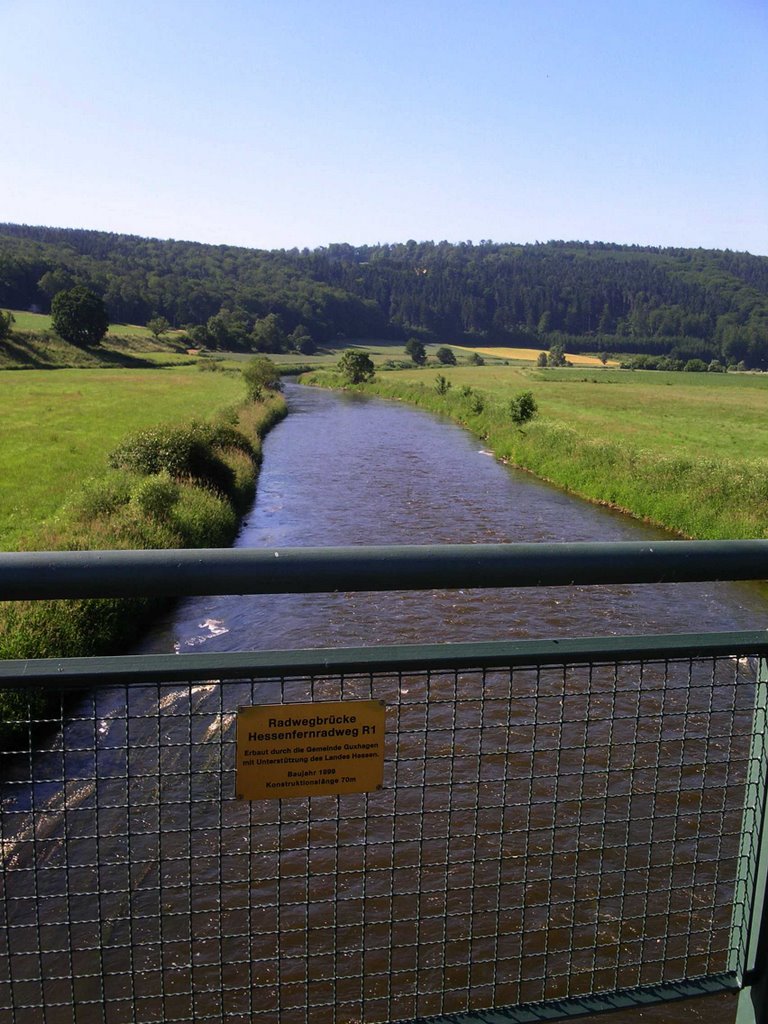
1, 542, 768, 1024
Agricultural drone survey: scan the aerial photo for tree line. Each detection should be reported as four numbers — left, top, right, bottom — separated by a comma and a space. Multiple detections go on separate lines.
1, 224, 767, 365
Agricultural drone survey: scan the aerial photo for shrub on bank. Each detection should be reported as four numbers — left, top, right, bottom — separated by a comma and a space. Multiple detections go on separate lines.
131, 471, 181, 519
108, 421, 254, 495
170, 485, 238, 548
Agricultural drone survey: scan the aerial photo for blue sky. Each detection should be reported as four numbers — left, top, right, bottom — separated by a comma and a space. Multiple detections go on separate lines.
2, 0, 766, 253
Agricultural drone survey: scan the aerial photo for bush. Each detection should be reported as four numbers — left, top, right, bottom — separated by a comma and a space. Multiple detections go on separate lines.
536, 352, 548, 367
197, 356, 224, 372
147, 316, 171, 339
108, 422, 252, 495
434, 374, 451, 395
548, 343, 566, 367
130, 472, 180, 519
381, 359, 413, 370
225, 448, 259, 512
684, 359, 708, 372
509, 390, 538, 426
296, 335, 317, 355
467, 352, 485, 366
66, 473, 134, 520
171, 486, 237, 547
436, 346, 457, 365
242, 356, 282, 399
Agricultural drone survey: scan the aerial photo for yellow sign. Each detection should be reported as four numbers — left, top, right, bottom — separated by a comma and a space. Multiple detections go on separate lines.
236, 700, 386, 800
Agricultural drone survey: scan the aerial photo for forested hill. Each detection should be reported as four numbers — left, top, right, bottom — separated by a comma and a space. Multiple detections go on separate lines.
1, 223, 767, 365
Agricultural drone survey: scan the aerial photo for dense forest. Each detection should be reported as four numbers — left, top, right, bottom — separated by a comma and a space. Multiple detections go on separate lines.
1, 223, 767, 365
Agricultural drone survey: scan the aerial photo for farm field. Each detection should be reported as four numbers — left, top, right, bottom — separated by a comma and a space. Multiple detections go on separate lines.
0, 366, 246, 549
462, 345, 619, 367
267, 340, 617, 371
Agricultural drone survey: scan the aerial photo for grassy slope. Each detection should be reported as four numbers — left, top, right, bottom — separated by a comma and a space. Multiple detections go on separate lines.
6, 308, 185, 339
307, 362, 768, 540
0, 366, 247, 549
0, 310, 193, 369
0, 332, 194, 370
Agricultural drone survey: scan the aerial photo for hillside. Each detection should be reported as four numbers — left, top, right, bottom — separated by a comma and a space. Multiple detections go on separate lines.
1, 224, 767, 366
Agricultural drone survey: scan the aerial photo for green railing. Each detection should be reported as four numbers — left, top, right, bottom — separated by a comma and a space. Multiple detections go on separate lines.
1, 542, 768, 1024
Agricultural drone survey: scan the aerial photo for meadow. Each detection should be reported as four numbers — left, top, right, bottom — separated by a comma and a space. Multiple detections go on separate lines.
7, 309, 185, 340
0, 365, 247, 549
369, 362, 768, 461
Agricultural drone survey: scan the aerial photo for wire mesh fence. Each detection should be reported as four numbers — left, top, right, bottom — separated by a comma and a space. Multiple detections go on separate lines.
0, 648, 764, 1023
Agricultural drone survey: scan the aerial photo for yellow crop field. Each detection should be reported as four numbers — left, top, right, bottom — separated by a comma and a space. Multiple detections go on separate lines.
462, 346, 618, 367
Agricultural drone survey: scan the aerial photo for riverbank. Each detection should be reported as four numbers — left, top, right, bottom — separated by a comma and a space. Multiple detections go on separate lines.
0, 390, 286, 739
0, 365, 258, 549
304, 367, 768, 541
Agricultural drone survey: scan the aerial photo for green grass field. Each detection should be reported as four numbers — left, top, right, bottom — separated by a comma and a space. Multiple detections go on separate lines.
266, 340, 617, 371
369, 363, 768, 461
0, 366, 247, 549
234, 340, 468, 368
5, 310, 55, 332
5, 308, 189, 340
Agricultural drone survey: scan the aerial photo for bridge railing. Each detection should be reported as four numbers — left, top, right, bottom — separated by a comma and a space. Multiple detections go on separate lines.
1, 541, 768, 1024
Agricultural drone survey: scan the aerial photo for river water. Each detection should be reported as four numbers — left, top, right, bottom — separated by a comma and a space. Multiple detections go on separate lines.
135, 382, 764, 1024
2, 382, 763, 1024
140, 381, 768, 654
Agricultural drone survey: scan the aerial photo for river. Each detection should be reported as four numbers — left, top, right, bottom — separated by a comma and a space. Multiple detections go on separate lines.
140, 381, 768, 654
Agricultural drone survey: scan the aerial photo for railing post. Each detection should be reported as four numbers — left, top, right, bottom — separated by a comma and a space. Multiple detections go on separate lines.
736, 657, 768, 1024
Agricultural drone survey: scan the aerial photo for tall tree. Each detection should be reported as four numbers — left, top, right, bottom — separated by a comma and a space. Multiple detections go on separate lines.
51, 286, 109, 347
147, 316, 171, 339
251, 313, 288, 352
405, 337, 426, 365
338, 350, 375, 384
